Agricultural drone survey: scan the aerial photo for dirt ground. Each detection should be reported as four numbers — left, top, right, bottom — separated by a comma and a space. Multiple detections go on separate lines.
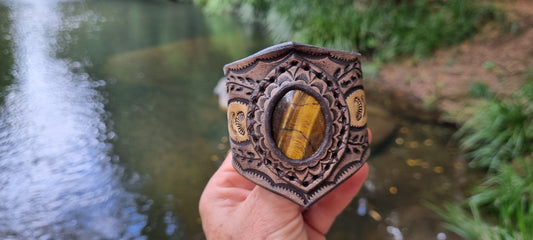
369, 0, 533, 124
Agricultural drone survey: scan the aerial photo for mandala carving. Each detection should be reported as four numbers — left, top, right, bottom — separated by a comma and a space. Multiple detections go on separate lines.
224, 42, 370, 208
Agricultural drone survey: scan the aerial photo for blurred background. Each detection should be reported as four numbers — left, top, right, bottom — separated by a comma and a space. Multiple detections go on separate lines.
0, 0, 531, 239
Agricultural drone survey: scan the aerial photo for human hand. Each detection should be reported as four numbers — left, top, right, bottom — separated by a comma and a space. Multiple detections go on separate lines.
199, 130, 371, 240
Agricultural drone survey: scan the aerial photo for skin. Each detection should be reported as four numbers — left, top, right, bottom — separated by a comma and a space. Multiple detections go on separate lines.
199, 130, 371, 240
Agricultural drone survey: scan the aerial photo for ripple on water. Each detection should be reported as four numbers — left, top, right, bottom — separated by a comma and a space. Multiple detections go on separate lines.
0, 1, 146, 239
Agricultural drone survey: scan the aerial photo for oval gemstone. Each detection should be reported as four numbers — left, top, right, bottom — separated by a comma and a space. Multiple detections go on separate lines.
272, 90, 326, 160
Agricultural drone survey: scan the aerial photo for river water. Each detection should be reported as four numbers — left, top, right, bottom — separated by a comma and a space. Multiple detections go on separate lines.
0, 1, 471, 239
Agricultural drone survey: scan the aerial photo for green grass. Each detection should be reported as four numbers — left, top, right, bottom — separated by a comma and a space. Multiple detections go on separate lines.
457, 81, 533, 170
436, 158, 533, 240
435, 73, 533, 239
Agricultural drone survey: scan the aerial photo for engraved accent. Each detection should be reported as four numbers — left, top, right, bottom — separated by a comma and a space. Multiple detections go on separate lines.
234, 112, 246, 135
227, 101, 249, 142
347, 89, 367, 128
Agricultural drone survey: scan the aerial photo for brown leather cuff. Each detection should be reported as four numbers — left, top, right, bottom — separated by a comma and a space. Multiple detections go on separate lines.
224, 42, 370, 208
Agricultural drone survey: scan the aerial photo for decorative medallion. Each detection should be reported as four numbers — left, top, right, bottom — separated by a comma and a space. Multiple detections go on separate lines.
224, 42, 370, 208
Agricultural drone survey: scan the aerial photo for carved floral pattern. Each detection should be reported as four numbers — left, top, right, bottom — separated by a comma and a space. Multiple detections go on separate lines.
224, 42, 369, 208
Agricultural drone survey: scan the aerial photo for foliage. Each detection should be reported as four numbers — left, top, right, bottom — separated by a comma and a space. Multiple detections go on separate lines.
457, 80, 533, 170
195, 0, 502, 61
436, 158, 533, 240
436, 72, 533, 239
469, 82, 495, 99
193, 0, 267, 15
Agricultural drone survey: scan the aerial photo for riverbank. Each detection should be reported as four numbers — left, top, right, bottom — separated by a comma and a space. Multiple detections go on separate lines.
368, 0, 533, 124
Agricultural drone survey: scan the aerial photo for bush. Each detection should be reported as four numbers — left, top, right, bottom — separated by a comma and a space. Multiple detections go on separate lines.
196, 0, 502, 61
457, 81, 533, 170
436, 75, 533, 239
437, 158, 533, 240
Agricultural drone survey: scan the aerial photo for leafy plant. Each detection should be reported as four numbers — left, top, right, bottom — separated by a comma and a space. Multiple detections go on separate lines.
197, 0, 503, 62
436, 158, 533, 240
436, 72, 533, 239
457, 81, 533, 170
469, 82, 495, 99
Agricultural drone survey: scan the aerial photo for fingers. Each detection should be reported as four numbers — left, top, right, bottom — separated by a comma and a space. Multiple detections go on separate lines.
303, 163, 369, 235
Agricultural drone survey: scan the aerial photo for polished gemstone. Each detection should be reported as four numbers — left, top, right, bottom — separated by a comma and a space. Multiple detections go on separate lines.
272, 90, 326, 160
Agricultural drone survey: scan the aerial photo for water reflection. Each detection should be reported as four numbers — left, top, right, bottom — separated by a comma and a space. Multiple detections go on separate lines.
0, 0, 145, 239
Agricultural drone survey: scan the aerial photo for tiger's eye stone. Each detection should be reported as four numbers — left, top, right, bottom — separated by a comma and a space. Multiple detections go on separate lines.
272, 90, 326, 160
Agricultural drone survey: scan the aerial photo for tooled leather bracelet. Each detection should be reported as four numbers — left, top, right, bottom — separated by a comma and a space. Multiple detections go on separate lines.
224, 42, 370, 208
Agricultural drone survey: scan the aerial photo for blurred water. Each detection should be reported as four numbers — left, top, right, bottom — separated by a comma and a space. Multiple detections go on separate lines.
0, 0, 266, 239
0, 0, 145, 239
